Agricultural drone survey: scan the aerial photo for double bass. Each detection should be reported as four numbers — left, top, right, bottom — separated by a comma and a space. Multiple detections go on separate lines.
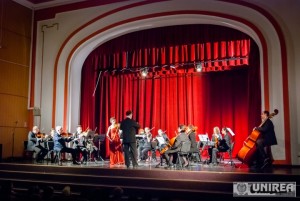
237, 109, 278, 165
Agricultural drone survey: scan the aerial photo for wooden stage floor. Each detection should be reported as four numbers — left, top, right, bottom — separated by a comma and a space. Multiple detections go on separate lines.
0, 156, 300, 200
4, 156, 300, 174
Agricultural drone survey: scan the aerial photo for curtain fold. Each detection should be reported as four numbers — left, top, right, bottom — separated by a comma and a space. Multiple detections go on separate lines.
80, 25, 260, 158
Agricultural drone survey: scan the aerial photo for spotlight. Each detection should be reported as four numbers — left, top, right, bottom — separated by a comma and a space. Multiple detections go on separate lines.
141, 67, 148, 77
195, 63, 202, 72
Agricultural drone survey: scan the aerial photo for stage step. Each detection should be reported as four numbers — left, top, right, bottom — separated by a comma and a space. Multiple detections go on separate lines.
0, 162, 299, 200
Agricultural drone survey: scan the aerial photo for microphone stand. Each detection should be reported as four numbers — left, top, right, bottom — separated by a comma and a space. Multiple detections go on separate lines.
10, 121, 18, 161
96, 135, 104, 162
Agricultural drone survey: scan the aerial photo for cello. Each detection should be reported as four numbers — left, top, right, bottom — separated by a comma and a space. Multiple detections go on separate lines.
160, 137, 176, 154
160, 129, 179, 154
237, 109, 278, 165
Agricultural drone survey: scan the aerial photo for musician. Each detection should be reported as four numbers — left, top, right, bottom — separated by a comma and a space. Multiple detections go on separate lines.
72, 125, 88, 165
253, 110, 277, 169
208, 126, 222, 163
45, 128, 55, 161
153, 129, 169, 166
186, 125, 201, 162
210, 127, 231, 165
119, 110, 140, 168
140, 127, 154, 161
211, 127, 222, 142
106, 117, 124, 166
155, 129, 169, 150
73, 125, 81, 140
53, 126, 80, 165
27, 126, 39, 151
48, 128, 55, 141
163, 124, 190, 168
27, 126, 48, 163
36, 133, 49, 163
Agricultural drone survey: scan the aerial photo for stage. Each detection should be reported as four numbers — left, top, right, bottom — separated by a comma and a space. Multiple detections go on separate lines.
0, 157, 299, 200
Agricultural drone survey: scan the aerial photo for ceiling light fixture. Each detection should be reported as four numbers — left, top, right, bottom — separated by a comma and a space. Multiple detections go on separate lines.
195, 63, 203, 72
141, 67, 148, 77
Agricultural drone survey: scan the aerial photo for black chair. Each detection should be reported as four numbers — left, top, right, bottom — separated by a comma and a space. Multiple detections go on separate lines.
45, 141, 54, 162
188, 142, 202, 164
155, 146, 168, 168
52, 150, 62, 165
176, 141, 191, 169
224, 142, 235, 167
23, 141, 35, 160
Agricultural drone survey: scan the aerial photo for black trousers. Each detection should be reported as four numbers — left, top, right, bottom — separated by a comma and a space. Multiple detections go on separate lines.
76, 146, 88, 162
163, 149, 178, 165
36, 145, 48, 161
60, 147, 78, 162
123, 142, 138, 167
254, 138, 268, 166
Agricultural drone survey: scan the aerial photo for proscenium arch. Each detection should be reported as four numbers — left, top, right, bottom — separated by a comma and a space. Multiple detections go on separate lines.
67, 13, 268, 129
67, 15, 269, 139
54, 10, 288, 163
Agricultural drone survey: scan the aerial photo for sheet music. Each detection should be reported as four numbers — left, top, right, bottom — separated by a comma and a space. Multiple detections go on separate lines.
198, 134, 215, 146
198, 134, 209, 142
226, 127, 235, 136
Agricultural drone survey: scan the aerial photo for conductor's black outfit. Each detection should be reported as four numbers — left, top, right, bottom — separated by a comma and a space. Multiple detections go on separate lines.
120, 117, 140, 168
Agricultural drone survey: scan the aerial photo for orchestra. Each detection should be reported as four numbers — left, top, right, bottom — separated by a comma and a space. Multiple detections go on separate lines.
25, 123, 237, 168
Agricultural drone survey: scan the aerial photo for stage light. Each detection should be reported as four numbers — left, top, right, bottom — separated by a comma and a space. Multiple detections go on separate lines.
195, 63, 202, 72
141, 67, 148, 77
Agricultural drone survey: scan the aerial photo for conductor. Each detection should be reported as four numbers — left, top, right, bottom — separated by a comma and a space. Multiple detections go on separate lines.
120, 110, 140, 168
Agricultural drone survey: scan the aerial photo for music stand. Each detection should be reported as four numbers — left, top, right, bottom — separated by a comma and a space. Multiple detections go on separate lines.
198, 134, 209, 143
93, 134, 104, 161
198, 134, 211, 164
226, 127, 235, 136
224, 127, 236, 167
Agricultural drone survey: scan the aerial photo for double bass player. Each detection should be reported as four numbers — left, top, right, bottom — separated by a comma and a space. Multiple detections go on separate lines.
253, 110, 278, 169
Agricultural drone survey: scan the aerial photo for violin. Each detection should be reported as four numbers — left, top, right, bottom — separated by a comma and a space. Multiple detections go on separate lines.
36, 132, 43, 138
211, 133, 219, 148
61, 132, 73, 138
215, 135, 219, 148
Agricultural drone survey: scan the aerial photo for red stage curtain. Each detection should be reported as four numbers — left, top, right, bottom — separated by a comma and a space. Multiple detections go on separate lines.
80, 25, 261, 158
